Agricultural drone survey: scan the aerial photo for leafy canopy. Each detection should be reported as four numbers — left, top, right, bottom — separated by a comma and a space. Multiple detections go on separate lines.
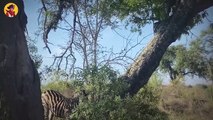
159, 26, 213, 80
105, 0, 207, 33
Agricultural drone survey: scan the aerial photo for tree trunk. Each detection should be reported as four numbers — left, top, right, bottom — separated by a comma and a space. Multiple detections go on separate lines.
0, 0, 43, 120
123, 0, 213, 96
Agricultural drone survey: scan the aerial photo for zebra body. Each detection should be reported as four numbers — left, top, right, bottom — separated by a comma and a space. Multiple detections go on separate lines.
41, 90, 79, 120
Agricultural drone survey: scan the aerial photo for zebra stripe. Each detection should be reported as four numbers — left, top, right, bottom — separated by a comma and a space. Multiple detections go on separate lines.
41, 90, 79, 120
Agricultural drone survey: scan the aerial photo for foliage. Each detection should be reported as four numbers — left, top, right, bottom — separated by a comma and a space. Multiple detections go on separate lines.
109, 0, 165, 25
26, 35, 42, 69
69, 66, 167, 120
41, 66, 167, 120
104, 0, 207, 33
41, 80, 72, 92
159, 26, 213, 81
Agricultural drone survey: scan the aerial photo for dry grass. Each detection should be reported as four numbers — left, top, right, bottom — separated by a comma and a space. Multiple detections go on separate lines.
159, 83, 213, 120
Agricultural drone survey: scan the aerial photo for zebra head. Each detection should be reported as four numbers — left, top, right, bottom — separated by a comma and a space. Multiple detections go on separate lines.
66, 90, 88, 113
63, 105, 71, 118
60, 97, 80, 119
65, 90, 88, 116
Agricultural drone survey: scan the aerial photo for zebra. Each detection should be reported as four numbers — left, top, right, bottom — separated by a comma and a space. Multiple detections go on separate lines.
41, 90, 82, 120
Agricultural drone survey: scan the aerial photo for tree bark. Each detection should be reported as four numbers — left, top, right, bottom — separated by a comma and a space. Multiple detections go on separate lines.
123, 0, 213, 96
0, 0, 43, 120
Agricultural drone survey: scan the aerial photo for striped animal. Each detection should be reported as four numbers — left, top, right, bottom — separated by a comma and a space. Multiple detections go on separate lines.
41, 90, 80, 120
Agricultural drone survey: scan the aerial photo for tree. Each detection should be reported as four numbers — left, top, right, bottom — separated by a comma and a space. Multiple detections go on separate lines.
27, 35, 42, 69
185, 26, 213, 80
38, 0, 213, 97
107, 0, 213, 96
159, 45, 186, 80
0, 0, 43, 120
39, 0, 136, 77
160, 29, 213, 81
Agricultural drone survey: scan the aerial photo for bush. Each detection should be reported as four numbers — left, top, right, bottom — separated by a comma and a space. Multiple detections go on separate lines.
41, 66, 168, 120
71, 66, 168, 120
41, 80, 72, 92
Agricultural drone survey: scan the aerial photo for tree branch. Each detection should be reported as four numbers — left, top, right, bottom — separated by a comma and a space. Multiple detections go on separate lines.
121, 0, 213, 97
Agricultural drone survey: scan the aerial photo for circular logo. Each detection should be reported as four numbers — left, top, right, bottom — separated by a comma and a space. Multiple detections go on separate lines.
4, 3, 19, 18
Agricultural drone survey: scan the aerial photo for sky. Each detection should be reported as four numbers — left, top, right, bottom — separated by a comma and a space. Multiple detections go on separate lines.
24, 0, 213, 85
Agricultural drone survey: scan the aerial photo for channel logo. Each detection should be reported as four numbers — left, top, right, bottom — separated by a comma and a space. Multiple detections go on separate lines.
4, 3, 18, 18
